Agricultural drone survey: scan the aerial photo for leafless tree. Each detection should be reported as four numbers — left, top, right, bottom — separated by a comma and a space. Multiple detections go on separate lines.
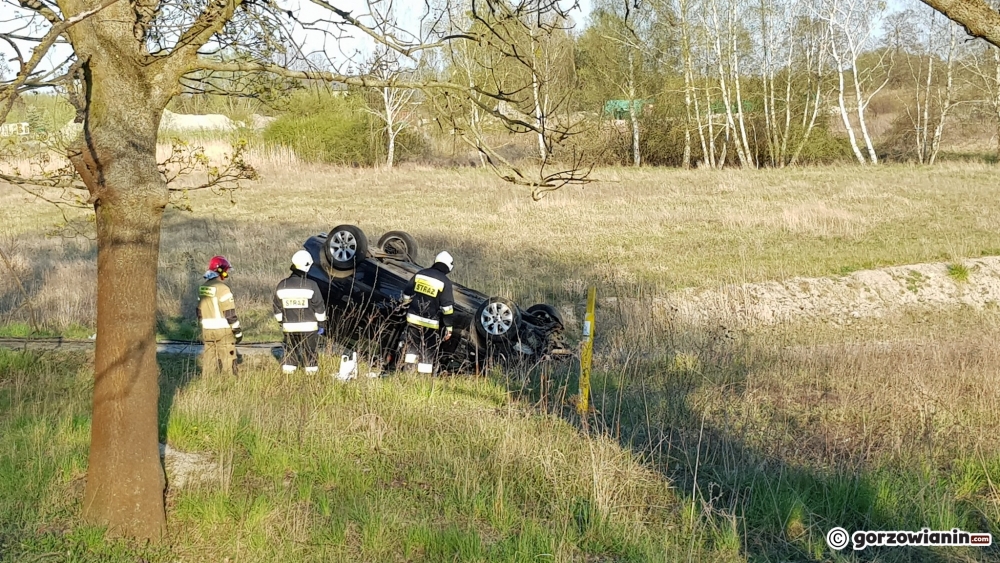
821, 0, 891, 164
362, 2, 416, 168
899, 9, 959, 164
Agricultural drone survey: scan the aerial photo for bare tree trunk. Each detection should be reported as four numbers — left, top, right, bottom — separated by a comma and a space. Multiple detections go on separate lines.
681, 0, 694, 169
683, 92, 693, 168
906, 47, 928, 163
382, 87, 396, 168
851, 62, 879, 163
836, 67, 866, 163
779, 36, 794, 166
929, 22, 957, 165
469, 77, 487, 167
696, 31, 715, 168
387, 132, 397, 168
729, 8, 756, 168
992, 49, 1000, 160
761, 0, 776, 164
704, 76, 718, 168
529, 14, 547, 162
790, 24, 828, 166
711, 0, 749, 167
829, 10, 867, 165
777, 0, 801, 167
70, 52, 168, 540
531, 69, 547, 161
627, 50, 641, 167
922, 57, 933, 162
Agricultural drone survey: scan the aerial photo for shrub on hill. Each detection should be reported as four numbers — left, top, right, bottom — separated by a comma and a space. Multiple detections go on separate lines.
263, 89, 427, 166
263, 90, 376, 166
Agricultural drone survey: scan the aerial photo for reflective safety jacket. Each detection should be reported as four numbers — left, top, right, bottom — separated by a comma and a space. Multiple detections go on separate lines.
197, 277, 242, 340
273, 271, 327, 333
402, 263, 454, 330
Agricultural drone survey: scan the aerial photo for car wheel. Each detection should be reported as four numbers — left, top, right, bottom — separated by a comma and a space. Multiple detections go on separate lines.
475, 297, 521, 342
326, 224, 368, 270
526, 304, 564, 329
377, 230, 419, 261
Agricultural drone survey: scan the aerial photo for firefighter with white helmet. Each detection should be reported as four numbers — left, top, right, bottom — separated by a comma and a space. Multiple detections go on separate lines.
273, 249, 327, 374
197, 255, 242, 376
400, 251, 456, 374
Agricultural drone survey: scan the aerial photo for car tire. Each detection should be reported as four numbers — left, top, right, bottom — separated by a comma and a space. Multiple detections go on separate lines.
377, 230, 419, 261
475, 297, 521, 342
326, 224, 368, 270
526, 304, 564, 329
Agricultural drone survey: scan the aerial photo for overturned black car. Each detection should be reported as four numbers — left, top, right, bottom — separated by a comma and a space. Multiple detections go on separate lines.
300, 224, 571, 372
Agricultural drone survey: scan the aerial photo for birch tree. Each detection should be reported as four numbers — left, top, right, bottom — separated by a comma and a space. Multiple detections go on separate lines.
708, 0, 756, 167
360, 2, 418, 169
823, 0, 891, 164
963, 41, 1000, 158
367, 70, 416, 168
578, 1, 661, 166
787, 11, 832, 165
758, 0, 830, 166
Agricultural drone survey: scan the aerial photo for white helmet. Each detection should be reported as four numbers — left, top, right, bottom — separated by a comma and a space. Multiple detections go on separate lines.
291, 249, 314, 272
435, 251, 454, 273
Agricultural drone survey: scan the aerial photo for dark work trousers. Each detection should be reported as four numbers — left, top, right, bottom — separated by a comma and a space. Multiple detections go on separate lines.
403, 324, 442, 374
282, 331, 319, 373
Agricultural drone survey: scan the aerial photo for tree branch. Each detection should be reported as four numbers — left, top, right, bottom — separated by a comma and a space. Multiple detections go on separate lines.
919, 0, 1000, 48
169, 0, 244, 62
304, 0, 475, 59
0, 171, 86, 190
16, 0, 61, 25
1, 0, 121, 124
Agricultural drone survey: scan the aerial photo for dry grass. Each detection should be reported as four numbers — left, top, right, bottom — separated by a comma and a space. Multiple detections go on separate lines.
581, 300, 1000, 560
6, 157, 1000, 339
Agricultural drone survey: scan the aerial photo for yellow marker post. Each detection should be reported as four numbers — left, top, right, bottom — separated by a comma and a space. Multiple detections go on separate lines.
578, 286, 596, 418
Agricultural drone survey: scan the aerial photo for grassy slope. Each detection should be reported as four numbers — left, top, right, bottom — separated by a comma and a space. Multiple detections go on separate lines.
0, 350, 737, 563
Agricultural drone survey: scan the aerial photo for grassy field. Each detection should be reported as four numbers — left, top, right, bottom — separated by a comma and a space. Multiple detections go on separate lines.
2, 160, 1000, 561
6, 159, 1000, 339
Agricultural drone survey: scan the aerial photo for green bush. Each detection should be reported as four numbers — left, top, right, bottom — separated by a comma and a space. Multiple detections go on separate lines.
263, 90, 378, 165
263, 89, 429, 166
791, 124, 856, 165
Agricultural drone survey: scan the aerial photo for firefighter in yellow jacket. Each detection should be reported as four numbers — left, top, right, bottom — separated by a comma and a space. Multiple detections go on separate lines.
197, 255, 243, 375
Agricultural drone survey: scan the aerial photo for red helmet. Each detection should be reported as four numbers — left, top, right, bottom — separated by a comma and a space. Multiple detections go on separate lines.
208, 255, 232, 278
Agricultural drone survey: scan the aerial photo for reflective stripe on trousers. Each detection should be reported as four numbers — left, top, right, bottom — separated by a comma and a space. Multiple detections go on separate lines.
201, 317, 230, 330
406, 313, 439, 329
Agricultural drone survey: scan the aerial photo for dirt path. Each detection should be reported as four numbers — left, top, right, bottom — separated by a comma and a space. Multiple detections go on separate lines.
650, 256, 1000, 328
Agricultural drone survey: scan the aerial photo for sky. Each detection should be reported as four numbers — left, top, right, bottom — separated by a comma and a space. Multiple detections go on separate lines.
289, 0, 594, 66
0, 0, 594, 83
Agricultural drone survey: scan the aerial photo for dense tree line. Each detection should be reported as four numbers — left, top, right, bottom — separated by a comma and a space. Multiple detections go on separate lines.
401, 0, 1000, 168
194, 0, 1000, 169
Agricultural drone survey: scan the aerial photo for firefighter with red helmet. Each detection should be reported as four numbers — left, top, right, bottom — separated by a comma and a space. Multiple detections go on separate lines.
273, 250, 327, 374
197, 255, 243, 376
400, 251, 456, 374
